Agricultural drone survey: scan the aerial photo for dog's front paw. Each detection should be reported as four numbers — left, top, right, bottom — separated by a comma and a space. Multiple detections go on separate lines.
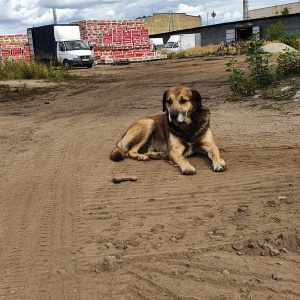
212, 159, 227, 172
181, 164, 196, 175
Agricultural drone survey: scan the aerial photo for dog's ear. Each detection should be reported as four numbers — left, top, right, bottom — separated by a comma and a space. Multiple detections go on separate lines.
162, 90, 168, 112
191, 89, 202, 108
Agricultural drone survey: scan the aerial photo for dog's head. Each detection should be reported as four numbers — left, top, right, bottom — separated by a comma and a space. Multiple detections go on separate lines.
162, 86, 202, 124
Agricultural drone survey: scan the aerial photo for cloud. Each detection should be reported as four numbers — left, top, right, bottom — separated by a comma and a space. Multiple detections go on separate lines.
222, 11, 243, 22
0, 0, 291, 35
174, 2, 243, 25
176, 3, 205, 15
37, 0, 120, 9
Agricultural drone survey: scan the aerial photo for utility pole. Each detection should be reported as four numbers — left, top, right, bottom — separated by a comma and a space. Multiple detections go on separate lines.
243, 0, 249, 20
52, 7, 58, 24
169, 11, 174, 32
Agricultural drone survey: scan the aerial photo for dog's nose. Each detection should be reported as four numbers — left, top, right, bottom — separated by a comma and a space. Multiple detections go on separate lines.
170, 111, 179, 121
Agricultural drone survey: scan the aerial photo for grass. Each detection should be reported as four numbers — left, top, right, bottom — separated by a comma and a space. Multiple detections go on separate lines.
0, 59, 80, 102
261, 88, 283, 100
158, 43, 240, 59
158, 39, 299, 60
0, 59, 78, 81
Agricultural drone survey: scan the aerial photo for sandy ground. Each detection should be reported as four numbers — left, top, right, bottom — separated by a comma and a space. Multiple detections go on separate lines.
0, 57, 300, 300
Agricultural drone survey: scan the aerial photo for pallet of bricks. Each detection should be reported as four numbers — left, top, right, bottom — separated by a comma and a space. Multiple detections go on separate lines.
72, 19, 167, 64
0, 34, 30, 62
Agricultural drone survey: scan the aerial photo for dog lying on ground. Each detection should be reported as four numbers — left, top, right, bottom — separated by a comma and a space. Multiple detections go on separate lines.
110, 86, 226, 175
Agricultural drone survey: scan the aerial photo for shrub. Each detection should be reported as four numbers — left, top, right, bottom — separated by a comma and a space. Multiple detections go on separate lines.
226, 36, 275, 97
265, 22, 286, 41
226, 58, 254, 96
280, 34, 300, 49
276, 51, 300, 78
291, 38, 300, 50
226, 39, 300, 98
243, 38, 275, 87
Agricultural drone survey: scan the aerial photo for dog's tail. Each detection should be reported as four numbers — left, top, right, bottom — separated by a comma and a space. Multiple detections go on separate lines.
110, 145, 126, 162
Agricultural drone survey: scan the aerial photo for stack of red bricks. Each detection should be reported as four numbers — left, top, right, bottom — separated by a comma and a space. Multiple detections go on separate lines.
0, 34, 30, 62
72, 19, 166, 64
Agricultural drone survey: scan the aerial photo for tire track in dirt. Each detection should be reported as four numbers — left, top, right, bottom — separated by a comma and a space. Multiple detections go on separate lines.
0, 119, 88, 300
32, 134, 83, 300
0, 142, 54, 299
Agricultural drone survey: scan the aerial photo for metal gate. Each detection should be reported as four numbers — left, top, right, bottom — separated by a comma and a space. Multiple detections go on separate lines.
226, 29, 235, 43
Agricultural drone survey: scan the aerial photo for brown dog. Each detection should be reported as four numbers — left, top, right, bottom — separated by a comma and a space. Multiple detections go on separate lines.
110, 86, 226, 175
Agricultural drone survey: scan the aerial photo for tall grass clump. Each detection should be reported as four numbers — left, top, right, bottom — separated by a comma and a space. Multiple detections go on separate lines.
0, 59, 77, 81
160, 44, 229, 59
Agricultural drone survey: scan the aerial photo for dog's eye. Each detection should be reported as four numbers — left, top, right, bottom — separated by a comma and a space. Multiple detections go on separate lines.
166, 99, 172, 105
180, 99, 188, 104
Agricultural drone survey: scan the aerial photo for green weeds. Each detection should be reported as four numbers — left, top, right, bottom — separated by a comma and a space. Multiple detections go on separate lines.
0, 60, 79, 103
226, 37, 275, 98
226, 35, 300, 107
226, 58, 253, 96
261, 88, 283, 100
276, 51, 300, 78
0, 59, 78, 81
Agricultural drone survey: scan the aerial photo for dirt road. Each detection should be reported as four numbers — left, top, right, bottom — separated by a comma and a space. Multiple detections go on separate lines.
1, 57, 300, 300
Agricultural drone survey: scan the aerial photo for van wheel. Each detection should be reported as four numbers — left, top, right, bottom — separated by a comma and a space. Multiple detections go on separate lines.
62, 60, 70, 69
86, 64, 93, 68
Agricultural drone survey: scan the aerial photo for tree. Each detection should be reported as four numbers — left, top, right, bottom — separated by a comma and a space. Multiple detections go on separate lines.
281, 7, 289, 15
265, 22, 286, 41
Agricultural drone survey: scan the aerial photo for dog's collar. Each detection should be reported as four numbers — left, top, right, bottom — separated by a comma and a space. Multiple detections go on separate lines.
167, 118, 209, 144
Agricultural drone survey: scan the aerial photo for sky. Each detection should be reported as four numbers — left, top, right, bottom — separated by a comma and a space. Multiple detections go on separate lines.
0, 0, 297, 35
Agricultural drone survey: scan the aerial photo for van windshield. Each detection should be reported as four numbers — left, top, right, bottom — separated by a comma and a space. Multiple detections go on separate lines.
165, 42, 179, 49
65, 40, 89, 51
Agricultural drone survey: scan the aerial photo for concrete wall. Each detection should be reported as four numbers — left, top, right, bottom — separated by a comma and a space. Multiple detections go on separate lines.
150, 13, 300, 46
249, 2, 300, 19
140, 13, 201, 35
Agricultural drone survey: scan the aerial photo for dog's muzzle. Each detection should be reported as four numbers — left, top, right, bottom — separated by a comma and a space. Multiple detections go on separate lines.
168, 111, 186, 123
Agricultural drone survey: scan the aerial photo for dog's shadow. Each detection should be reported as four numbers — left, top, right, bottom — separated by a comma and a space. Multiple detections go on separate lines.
163, 152, 212, 171
188, 153, 212, 169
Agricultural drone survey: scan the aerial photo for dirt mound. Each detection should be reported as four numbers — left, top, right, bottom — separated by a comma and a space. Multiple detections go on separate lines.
261, 42, 296, 53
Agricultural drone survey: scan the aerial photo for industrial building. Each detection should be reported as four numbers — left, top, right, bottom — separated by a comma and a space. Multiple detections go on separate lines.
139, 13, 202, 35
248, 1, 300, 19
150, 13, 300, 46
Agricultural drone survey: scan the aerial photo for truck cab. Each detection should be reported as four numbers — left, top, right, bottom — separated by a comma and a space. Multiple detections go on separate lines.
164, 34, 201, 52
164, 41, 181, 51
57, 40, 94, 68
164, 35, 181, 52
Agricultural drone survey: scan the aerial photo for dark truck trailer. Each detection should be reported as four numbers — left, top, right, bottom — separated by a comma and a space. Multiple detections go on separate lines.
27, 24, 94, 68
